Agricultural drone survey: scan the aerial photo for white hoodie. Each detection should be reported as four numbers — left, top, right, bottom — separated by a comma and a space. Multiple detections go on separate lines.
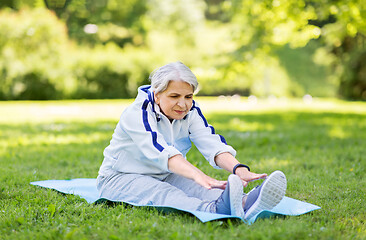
98, 85, 236, 180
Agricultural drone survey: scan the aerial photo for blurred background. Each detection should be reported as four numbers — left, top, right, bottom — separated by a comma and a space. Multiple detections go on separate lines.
0, 0, 365, 100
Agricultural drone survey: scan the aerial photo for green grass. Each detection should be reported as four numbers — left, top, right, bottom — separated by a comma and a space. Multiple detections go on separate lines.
0, 98, 365, 239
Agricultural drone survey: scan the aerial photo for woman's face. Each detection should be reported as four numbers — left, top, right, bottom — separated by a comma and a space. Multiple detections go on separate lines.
154, 80, 194, 120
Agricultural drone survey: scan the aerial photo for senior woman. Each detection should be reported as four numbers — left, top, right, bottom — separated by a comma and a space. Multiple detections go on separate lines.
97, 61, 287, 220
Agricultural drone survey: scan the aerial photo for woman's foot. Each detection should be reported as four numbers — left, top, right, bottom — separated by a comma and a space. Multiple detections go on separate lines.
243, 170, 287, 220
215, 174, 245, 218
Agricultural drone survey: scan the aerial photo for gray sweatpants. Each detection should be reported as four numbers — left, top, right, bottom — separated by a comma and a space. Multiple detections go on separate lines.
97, 170, 224, 213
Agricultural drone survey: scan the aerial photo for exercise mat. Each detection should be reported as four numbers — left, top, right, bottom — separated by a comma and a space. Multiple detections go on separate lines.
31, 178, 320, 224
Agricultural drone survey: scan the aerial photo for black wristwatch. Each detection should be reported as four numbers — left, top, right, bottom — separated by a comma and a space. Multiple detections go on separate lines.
233, 163, 250, 174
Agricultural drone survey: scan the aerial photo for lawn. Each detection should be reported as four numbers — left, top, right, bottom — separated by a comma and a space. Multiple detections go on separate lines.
0, 97, 365, 239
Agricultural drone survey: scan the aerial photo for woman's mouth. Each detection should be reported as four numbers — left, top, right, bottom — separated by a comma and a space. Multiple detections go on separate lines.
174, 110, 186, 114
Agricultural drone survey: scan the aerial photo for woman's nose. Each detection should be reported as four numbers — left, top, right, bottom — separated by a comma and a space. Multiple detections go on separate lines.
177, 98, 184, 107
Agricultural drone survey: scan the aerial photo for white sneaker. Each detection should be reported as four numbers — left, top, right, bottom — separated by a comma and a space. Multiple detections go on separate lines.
228, 174, 245, 218
243, 170, 287, 221
215, 174, 244, 218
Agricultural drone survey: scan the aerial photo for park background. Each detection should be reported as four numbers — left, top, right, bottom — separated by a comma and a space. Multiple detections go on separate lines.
0, 0, 365, 100
0, 0, 365, 239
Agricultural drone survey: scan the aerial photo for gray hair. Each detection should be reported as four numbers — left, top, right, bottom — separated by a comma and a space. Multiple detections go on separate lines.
149, 61, 199, 93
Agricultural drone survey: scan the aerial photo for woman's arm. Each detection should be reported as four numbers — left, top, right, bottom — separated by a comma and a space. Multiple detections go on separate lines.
214, 152, 267, 186
168, 154, 227, 190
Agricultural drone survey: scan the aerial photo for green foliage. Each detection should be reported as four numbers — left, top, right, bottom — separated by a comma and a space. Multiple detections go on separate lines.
56, 0, 149, 46
315, 0, 366, 100
72, 44, 154, 99
0, 99, 365, 239
0, 8, 69, 100
227, 0, 366, 99
339, 49, 366, 100
275, 41, 337, 97
0, 0, 365, 99
230, 0, 321, 48
0, 8, 162, 100
145, 0, 206, 35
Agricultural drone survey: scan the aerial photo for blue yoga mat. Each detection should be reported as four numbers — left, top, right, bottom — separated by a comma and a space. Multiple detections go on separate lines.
30, 178, 320, 224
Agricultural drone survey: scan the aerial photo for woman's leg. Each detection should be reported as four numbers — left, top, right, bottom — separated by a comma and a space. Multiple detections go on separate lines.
164, 173, 245, 217
163, 173, 223, 201
97, 170, 215, 212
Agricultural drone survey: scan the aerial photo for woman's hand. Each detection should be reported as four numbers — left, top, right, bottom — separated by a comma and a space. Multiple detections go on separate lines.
235, 167, 267, 187
214, 152, 267, 187
193, 173, 227, 190
168, 154, 227, 190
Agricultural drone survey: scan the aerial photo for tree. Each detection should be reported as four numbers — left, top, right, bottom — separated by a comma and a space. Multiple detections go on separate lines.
0, 8, 69, 100
227, 0, 366, 99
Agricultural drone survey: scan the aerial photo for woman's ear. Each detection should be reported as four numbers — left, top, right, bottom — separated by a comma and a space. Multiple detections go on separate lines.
153, 91, 160, 104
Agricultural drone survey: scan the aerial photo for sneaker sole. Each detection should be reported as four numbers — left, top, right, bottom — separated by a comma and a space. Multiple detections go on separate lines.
244, 170, 287, 220
228, 174, 245, 219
